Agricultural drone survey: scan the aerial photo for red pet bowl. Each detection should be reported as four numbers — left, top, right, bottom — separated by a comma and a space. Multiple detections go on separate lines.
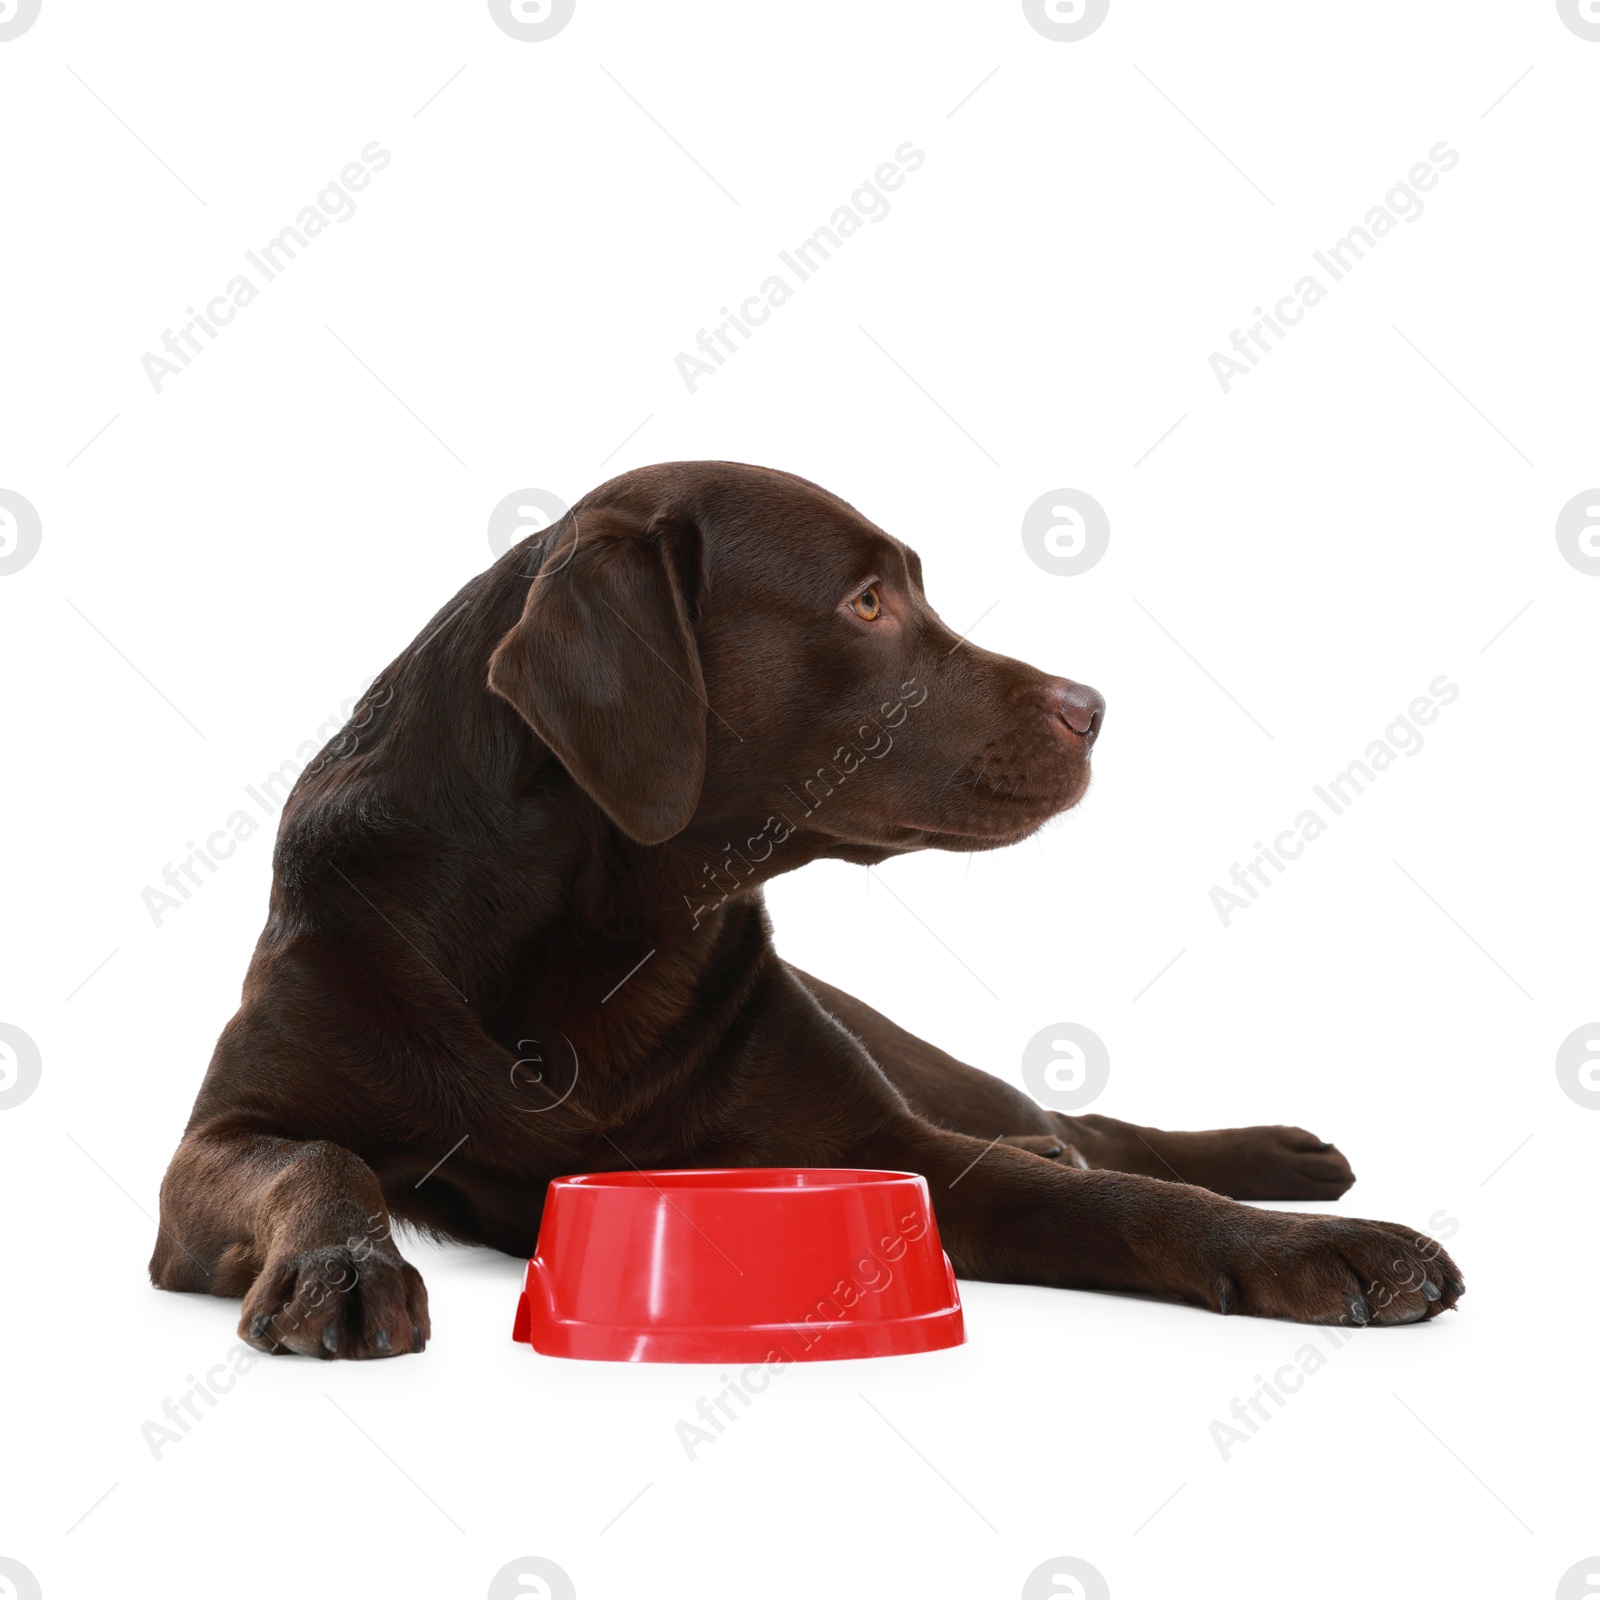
512, 1168, 964, 1362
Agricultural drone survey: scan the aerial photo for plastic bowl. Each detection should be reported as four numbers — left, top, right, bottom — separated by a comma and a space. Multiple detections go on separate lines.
512, 1168, 964, 1362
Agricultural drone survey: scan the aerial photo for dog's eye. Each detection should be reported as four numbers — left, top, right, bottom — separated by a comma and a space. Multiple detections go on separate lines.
850, 587, 882, 621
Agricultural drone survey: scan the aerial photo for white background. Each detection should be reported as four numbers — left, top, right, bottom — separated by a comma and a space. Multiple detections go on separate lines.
2, 2, 1596, 1597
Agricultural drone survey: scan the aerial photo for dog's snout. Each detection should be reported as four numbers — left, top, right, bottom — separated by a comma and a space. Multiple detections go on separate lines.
1048, 680, 1106, 747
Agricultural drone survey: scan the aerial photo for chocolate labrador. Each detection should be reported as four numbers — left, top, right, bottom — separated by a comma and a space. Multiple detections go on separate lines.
150, 461, 1462, 1356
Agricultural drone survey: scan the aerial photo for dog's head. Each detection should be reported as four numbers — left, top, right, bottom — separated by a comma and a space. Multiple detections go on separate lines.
487, 462, 1103, 864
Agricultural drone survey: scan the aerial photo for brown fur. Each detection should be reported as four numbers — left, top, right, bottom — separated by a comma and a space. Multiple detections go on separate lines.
151, 461, 1462, 1358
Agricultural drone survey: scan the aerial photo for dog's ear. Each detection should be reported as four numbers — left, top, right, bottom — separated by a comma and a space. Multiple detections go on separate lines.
488, 510, 707, 844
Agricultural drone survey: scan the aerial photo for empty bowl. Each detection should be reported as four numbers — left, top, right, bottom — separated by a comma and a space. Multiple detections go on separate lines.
512, 1168, 965, 1362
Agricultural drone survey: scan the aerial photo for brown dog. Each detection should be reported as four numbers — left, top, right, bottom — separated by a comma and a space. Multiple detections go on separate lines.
150, 461, 1462, 1357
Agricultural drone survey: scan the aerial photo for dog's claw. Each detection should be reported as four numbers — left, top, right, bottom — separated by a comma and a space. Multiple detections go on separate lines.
411, 1323, 425, 1352
375, 1328, 391, 1350
1419, 1279, 1441, 1302
1444, 1276, 1465, 1297
1345, 1293, 1372, 1327
322, 1325, 339, 1354
250, 1314, 272, 1340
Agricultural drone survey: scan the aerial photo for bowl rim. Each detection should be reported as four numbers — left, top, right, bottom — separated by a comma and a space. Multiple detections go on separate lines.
552, 1166, 928, 1194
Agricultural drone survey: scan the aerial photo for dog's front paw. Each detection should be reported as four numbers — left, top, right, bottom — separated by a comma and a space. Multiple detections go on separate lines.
239, 1245, 430, 1358
1212, 1212, 1463, 1326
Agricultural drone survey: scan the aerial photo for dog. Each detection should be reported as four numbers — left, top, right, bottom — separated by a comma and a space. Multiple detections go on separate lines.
151, 460, 1462, 1356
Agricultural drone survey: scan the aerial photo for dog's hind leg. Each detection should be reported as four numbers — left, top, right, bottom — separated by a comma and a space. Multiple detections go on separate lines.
791, 967, 1062, 1147
733, 968, 1461, 1325
1001, 1132, 1089, 1165
1044, 1113, 1356, 1201
790, 966, 1354, 1199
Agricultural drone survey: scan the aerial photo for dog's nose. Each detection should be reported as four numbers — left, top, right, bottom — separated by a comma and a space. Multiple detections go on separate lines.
1048, 680, 1106, 747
